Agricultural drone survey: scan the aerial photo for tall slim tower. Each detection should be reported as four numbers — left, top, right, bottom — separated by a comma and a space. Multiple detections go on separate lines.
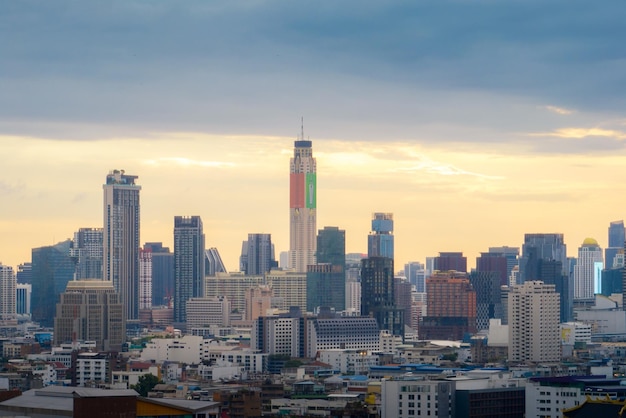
367, 213, 394, 259
103, 169, 141, 321
0, 264, 16, 325
174, 216, 205, 323
574, 238, 603, 300
289, 136, 317, 272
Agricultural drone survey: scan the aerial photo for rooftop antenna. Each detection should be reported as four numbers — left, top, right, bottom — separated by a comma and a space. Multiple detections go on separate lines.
301, 116, 304, 140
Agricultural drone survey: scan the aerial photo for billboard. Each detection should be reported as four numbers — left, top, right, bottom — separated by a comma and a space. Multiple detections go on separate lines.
306, 173, 316, 209
290, 173, 305, 208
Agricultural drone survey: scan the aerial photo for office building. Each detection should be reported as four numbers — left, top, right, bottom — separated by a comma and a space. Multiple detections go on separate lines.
381, 378, 455, 418
368, 213, 394, 259
519, 233, 567, 282
307, 226, 346, 312
469, 270, 502, 330
143, 242, 174, 307
361, 257, 404, 338
574, 238, 603, 300
289, 138, 317, 272
537, 259, 572, 323
103, 169, 141, 320
306, 317, 380, 357
31, 239, 75, 327
205, 247, 227, 276
606, 220, 625, 268
16, 262, 32, 284
476, 252, 508, 286
434, 252, 467, 273
71, 227, 103, 279
508, 281, 560, 364
16, 283, 31, 317
54, 280, 125, 352
420, 271, 476, 340
245, 285, 284, 321
488, 246, 520, 282
252, 314, 306, 358
205, 273, 264, 315
405, 261, 426, 293
266, 270, 308, 313
138, 247, 152, 310
173, 216, 205, 323
394, 277, 413, 329
240, 233, 276, 275
0, 264, 16, 324
186, 296, 230, 329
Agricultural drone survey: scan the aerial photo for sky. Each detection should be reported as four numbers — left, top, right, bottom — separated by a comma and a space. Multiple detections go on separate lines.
1, 1, 626, 272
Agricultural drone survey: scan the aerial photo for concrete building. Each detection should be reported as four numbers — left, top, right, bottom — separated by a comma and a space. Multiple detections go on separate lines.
103, 169, 141, 321
174, 215, 205, 324
140, 335, 206, 364
266, 270, 307, 313
434, 252, 467, 273
75, 352, 110, 387
289, 138, 317, 273
245, 285, 284, 321
205, 272, 264, 315
53, 280, 125, 352
317, 349, 379, 375
186, 296, 230, 329
508, 281, 560, 364
306, 317, 380, 357
138, 247, 152, 310
574, 238, 603, 301
16, 283, 31, 317
0, 264, 16, 325
71, 227, 103, 280
251, 315, 305, 358
381, 377, 455, 418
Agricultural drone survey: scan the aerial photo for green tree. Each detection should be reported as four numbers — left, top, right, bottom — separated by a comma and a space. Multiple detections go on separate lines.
131, 373, 162, 397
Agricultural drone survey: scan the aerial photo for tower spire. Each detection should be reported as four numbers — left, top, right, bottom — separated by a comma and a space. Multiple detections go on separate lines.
301, 116, 304, 140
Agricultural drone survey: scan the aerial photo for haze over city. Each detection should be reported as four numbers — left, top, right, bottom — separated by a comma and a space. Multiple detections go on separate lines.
2, 1, 626, 271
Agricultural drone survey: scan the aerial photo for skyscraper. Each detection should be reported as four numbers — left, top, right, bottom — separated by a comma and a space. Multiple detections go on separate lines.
139, 248, 152, 310
289, 138, 317, 272
367, 213, 394, 259
143, 242, 174, 307
54, 280, 125, 351
103, 169, 141, 320
404, 261, 426, 293
0, 264, 16, 325
488, 246, 520, 281
205, 248, 227, 277
476, 252, 508, 287
307, 226, 346, 312
508, 281, 560, 364
519, 233, 567, 282
361, 257, 404, 338
434, 252, 467, 273
71, 227, 103, 279
607, 220, 625, 268
240, 233, 276, 275
174, 216, 205, 323
31, 239, 75, 327
574, 238, 603, 300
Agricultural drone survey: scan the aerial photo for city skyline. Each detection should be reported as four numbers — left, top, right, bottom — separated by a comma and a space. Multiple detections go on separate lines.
1, 2, 626, 272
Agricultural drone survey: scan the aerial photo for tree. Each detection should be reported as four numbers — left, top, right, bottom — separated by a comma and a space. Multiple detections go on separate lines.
131, 373, 162, 397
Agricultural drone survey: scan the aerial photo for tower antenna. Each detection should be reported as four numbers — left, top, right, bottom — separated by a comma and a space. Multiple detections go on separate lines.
301, 117, 304, 140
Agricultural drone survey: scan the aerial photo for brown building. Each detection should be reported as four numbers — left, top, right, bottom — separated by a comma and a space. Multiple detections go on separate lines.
213, 389, 262, 418
420, 271, 477, 340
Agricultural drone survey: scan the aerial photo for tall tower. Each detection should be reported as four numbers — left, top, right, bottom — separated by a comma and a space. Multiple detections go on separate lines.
240, 233, 276, 275
289, 136, 317, 272
307, 226, 346, 312
71, 227, 103, 279
367, 213, 394, 259
574, 238, 603, 300
361, 257, 404, 338
103, 169, 141, 321
607, 220, 625, 268
519, 233, 567, 282
174, 216, 205, 323
508, 281, 560, 364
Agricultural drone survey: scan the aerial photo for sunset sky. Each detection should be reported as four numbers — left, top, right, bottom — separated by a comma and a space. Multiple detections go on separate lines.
1, 1, 625, 272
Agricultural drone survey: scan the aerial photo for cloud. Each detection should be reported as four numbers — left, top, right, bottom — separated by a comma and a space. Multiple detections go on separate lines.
143, 157, 236, 168
393, 157, 504, 180
543, 105, 575, 115
530, 127, 626, 139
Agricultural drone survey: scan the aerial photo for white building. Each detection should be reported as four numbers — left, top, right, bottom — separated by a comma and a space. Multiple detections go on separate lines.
186, 296, 230, 329
139, 248, 152, 310
0, 264, 16, 324
141, 335, 206, 364
574, 238, 603, 300
266, 270, 308, 313
508, 281, 560, 364
317, 349, 378, 375
252, 316, 303, 357
381, 378, 455, 418
16, 283, 31, 317
306, 317, 380, 357
75, 352, 109, 387
345, 281, 361, 313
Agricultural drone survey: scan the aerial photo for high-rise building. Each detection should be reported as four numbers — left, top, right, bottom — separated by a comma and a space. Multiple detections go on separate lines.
205, 248, 227, 277
434, 252, 467, 273
31, 239, 75, 327
394, 277, 413, 330
138, 248, 152, 310
574, 238, 603, 300
205, 272, 264, 315
186, 296, 230, 329
53, 280, 125, 351
71, 227, 103, 279
143, 242, 174, 307
519, 233, 567, 282
488, 246, 520, 281
469, 271, 502, 330
0, 264, 16, 325
289, 138, 317, 272
361, 257, 404, 338
266, 270, 308, 313
606, 220, 625, 269
508, 281, 560, 364
404, 261, 426, 293
476, 252, 508, 287
173, 216, 205, 323
538, 259, 572, 323
16, 283, 31, 317
307, 226, 346, 312
368, 213, 394, 260
103, 169, 141, 320
240, 233, 276, 275
420, 271, 476, 340
16, 262, 32, 284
